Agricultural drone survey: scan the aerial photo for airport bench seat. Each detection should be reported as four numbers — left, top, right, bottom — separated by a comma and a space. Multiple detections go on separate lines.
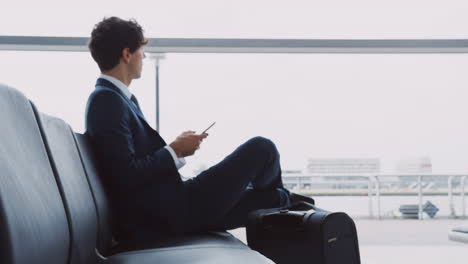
0, 84, 272, 264
449, 226, 468, 244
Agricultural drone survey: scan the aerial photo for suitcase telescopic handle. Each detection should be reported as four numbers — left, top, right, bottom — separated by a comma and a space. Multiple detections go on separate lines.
288, 201, 316, 211
260, 209, 314, 230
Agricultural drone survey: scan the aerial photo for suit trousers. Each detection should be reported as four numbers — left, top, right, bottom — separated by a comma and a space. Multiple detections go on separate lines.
184, 136, 290, 232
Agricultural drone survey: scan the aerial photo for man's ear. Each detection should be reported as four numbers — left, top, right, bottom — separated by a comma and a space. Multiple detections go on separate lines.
121, 48, 131, 64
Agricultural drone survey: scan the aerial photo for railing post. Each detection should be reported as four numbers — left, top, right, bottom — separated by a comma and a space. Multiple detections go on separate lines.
298, 176, 302, 192
368, 175, 373, 219
418, 175, 423, 220
461, 176, 467, 218
448, 176, 455, 218
376, 175, 381, 220
149, 53, 165, 132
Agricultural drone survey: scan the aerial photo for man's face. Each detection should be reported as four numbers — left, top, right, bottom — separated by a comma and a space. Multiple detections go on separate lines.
129, 46, 146, 79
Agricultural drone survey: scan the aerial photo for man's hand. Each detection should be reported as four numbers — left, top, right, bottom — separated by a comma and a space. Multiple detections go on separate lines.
169, 131, 209, 158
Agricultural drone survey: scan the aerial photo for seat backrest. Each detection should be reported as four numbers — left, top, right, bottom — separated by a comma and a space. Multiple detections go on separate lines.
73, 132, 113, 255
34, 112, 101, 264
0, 84, 70, 264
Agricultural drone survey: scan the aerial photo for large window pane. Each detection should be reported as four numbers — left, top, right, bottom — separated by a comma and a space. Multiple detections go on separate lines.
2, 50, 467, 264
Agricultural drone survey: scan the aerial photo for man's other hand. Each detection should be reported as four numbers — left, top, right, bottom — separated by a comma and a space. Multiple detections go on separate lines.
169, 131, 209, 157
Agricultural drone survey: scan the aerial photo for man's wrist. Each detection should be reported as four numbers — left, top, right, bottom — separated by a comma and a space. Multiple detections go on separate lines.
164, 145, 186, 170
169, 143, 183, 158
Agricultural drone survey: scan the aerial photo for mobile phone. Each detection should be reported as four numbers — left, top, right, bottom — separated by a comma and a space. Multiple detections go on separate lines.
202, 121, 216, 134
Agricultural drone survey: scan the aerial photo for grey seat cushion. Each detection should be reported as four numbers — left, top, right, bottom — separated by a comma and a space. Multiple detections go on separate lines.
106, 222, 274, 263
0, 84, 70, 264
105, 231, 274, 263
74, 133, 114, 255
35, 112, 101, 264
109, 231, 248, 254
106, 243, 273, 264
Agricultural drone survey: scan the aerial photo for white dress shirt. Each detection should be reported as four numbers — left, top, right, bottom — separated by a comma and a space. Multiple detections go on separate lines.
98, 74, 186, 170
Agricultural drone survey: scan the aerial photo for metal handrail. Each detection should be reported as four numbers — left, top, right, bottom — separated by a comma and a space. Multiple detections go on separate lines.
2, 36, 468, 53
283, 173, 468, 219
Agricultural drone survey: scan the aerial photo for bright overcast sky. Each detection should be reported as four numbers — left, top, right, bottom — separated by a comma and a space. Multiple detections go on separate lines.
2, 0, 468, 38
2, 0, 468, 176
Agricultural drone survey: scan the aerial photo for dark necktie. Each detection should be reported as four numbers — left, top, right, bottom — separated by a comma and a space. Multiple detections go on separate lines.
130, 94, 145, 120
130, 94, 140, 110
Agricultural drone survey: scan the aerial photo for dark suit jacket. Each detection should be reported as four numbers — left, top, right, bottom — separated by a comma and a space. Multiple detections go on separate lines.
85, 78, 188, 241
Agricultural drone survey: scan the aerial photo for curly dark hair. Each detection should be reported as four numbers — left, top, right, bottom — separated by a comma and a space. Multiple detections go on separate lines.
89, 17, 148, 71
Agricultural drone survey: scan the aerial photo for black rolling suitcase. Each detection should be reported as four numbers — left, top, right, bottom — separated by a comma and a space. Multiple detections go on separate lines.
246, 202, 360, 264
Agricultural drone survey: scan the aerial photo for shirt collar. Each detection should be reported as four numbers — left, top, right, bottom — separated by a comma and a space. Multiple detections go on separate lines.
99, 74, 132, 99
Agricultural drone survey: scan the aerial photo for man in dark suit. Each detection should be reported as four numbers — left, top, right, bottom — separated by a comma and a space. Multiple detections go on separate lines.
86, 17, 292, 243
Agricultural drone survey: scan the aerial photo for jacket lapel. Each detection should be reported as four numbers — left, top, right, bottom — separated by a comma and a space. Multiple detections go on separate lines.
95, 78, 147, 122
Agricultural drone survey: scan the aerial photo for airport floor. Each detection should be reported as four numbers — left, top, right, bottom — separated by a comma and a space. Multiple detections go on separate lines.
229, 219, 467, 264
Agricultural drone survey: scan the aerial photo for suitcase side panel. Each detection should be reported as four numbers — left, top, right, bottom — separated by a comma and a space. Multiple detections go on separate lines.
308, 212, 360, 264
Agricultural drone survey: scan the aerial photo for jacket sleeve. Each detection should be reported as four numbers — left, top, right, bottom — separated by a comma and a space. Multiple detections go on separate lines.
85, 90, 179, 184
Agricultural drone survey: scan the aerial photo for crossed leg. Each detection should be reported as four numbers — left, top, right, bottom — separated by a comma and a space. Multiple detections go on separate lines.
183, 136, 290, 232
